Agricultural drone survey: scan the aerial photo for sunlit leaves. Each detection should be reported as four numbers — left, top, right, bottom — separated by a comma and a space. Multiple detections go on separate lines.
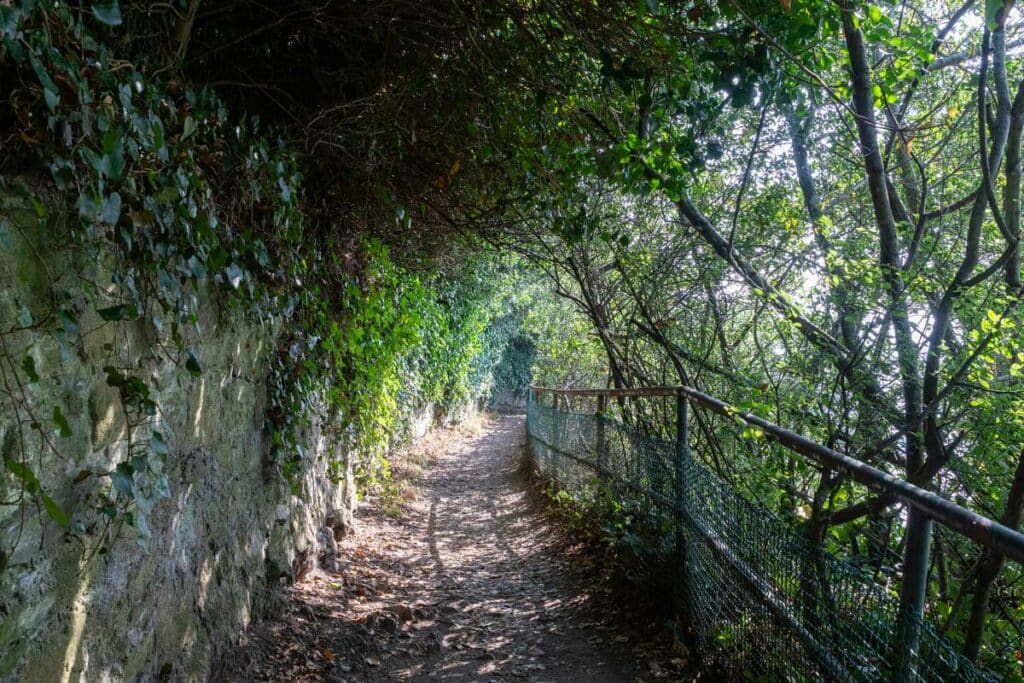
52, 406, 72, 438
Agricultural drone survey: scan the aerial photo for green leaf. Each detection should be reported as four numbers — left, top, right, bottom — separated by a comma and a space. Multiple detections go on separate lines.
43, 86, 58, 111
101, 192, 122, 225
150, 430, 170, 456
185, 349, 202, 376
104, 365, 126, 387
52, 406, 72, 438
3, 35, 25, 64
111, 462, 134, 497
134, 507, 151, 538
100, 130, 125, 180
868, 5, 882, 21
57, 308, 79, 336
4, 456, 39, 486
154, 472, 171, 499
225, 263, 244, 290
150, 116, 168, 161
97, 304, 128, 321
29, 54, 59, 111
91, 1, 122, 26
182, 115, 197, 140
42, 494, 70, 529
50, 158, 76, 190
21, 355, 39, 383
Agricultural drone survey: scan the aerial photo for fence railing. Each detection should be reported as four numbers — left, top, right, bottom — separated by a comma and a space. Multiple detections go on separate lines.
525, 385, 1024, 682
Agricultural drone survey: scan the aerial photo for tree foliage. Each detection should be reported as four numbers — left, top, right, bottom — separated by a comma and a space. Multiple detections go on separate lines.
0, 0, 544, 574
2, 0, 1024, 676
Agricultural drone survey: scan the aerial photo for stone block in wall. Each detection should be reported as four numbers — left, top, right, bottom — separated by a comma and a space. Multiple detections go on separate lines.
0, 192, 354, 681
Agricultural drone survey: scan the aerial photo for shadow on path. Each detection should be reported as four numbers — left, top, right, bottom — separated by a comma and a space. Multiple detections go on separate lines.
228, 414, 688, 682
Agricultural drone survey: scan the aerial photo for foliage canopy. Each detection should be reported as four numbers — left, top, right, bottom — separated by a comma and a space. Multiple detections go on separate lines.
2, 0, 1024, 677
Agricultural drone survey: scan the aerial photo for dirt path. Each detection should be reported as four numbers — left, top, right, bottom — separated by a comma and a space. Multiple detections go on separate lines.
229, 414, 689, 681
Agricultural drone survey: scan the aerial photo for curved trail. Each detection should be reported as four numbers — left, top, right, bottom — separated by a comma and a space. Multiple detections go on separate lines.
382, 415, 636, 681
231, 415, 685, 681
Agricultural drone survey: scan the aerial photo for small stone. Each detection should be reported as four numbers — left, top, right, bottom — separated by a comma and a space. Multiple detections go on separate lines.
379, 614, 399, 634
387, 604, 415, 622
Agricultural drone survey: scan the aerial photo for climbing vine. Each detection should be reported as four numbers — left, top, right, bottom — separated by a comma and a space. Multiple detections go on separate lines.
0, 1, 310, 559
0, 1, 530, 569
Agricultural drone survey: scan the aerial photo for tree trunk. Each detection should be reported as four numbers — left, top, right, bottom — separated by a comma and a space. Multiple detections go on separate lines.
963, 450, 1024, 660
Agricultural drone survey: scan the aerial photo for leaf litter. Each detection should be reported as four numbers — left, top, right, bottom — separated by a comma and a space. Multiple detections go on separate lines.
222, 415, 697, 681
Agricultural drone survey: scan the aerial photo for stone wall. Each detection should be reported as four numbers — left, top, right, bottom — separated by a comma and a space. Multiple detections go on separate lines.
0, 193, 388, 681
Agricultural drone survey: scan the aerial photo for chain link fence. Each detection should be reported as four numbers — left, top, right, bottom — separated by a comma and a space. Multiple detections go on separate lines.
526, 394, 992, 682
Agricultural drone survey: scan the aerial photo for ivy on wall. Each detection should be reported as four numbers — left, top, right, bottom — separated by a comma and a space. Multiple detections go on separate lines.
0, 1, 530, 569
1, 1, 312, 561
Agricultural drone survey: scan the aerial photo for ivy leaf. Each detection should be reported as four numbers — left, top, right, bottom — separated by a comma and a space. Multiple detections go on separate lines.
21, 355, 39, 383
150, 115, 168, 162
185, 349, 202, 376
101, 192, 122, 225
29, 54, 59, 111
225, 263, 244, 290
57, 307, 80, 337
49, 158, 76, 190
104, 365, 127, 387
91, 1, 123, 26
42, 493, 70, 529
150, 430, 170, 456
100, 130, 125, 181
154, 473, 171, 499
110, 462, 134, 497
3, 35, 25, 63
52, 406, 72, 438
134, 507, 151, 539
4, 457, 39, 487
97, 304, 128, 321
182, 115, 197, 140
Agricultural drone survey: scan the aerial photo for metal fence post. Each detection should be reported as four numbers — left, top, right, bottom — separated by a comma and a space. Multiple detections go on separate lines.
596, 395, 607, 470
552, 393, 563, 482
893, 509, 933, 681
675, 390, 691, 638
528, 387, 536, 450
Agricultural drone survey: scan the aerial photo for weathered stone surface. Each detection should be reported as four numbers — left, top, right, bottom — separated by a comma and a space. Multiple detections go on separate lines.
0, 195, 357, 681
324, 507, 353, 541
87, 383, 125, 450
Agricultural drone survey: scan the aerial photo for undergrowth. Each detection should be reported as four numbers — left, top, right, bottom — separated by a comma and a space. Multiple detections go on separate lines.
0, 0, 524, 571
524, 447, 691, 645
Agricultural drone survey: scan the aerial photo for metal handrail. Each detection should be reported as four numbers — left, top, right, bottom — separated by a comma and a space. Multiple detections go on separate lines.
528, 384, 1024, 565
